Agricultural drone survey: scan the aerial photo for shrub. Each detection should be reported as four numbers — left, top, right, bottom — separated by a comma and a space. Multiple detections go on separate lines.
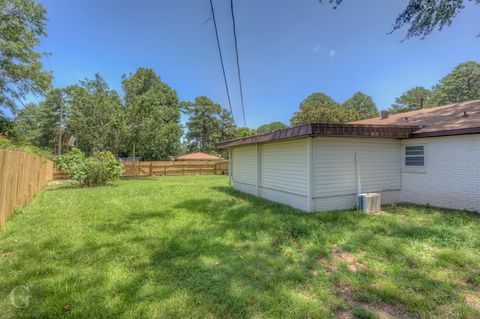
0, 136, 54, 159
0, 135, 12, 149
56, 148, 85, 173
56, 149, 123, 187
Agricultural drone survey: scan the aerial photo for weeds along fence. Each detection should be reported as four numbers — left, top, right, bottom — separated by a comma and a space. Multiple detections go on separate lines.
0, 150, 54, 227
54, 160, 229, 179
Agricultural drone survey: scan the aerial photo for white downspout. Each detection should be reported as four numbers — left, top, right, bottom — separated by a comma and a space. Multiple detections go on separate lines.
307, 137, 313, 212
355, 152, 362, 195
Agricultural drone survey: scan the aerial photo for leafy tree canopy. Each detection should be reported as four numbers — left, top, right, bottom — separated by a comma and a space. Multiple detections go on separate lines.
122, 68, 182, 160
0, 0, 52, 114
388, 86, 432, 114
290, 93, 340, 126
184, 96, 224, 154
235, 127, 257, 138
290, 92, 359, 126
342, 92, 379, 120
67, 74, 125, 155
323, 0, 479, 40
430, 61, 480, 105
0, 115, 15, 137
14, 88, 64, 150
256, 121, 289, 134
12, 103, 41, 144
388, 62, 480, 115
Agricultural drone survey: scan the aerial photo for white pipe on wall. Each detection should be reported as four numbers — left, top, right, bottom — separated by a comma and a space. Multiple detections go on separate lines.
355, 152, 362, 194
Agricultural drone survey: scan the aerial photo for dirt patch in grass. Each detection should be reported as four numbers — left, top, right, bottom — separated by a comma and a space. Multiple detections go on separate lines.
319, 245, 367, 273
336, 309, 355, 319
48, 180, 68, 186
465, 292, 480, 311
0, 251, 13, 258
336, 284, 409, 319
370, 210, 392, 216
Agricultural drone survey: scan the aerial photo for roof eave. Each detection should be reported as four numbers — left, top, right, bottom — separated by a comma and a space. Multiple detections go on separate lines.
411, 127, 480, 138
217, 123, 420, 148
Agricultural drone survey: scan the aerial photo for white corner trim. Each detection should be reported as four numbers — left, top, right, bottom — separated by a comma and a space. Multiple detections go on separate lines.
256, 144, 261, 196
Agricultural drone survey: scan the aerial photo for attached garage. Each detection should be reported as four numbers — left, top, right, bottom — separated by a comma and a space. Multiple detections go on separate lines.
219, 100, 480, 212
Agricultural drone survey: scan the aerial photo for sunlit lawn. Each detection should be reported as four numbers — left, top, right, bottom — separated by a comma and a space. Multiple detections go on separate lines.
1, 176, 479, 318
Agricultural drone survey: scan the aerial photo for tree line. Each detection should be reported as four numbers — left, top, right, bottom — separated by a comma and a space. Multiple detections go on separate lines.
290, 61, 480, 125
5, 60, 480, 160
10, 69, 248, 160
1, 0, 480, 160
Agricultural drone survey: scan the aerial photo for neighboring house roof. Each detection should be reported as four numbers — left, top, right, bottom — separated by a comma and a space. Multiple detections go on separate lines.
350, 100, 480, 138
176, 152, 222, 160
218, 100, 480, 148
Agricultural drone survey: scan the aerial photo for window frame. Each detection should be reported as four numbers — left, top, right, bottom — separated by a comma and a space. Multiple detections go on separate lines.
402, 144, 427, 173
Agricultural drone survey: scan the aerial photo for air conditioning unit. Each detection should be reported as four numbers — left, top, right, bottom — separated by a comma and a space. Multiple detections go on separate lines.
357, 193, 381, 213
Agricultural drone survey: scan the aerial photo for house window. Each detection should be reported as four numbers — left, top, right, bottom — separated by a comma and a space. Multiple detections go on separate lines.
405, 145, 425, 167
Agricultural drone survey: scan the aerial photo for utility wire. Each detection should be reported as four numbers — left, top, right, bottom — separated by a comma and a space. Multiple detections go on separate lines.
230, 0, 247, 127
209, 0, 234, 122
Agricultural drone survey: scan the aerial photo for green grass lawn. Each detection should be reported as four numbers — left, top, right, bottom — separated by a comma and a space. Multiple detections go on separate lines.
1, 176, 480, 318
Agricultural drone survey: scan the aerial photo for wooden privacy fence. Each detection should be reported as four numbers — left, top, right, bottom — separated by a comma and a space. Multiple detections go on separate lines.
0, 150, 54, 227
122, 160, 229, 177
53, 160, 229, 179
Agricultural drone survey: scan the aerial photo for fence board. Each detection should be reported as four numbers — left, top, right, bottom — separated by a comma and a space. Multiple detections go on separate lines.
0, 150, 54, 227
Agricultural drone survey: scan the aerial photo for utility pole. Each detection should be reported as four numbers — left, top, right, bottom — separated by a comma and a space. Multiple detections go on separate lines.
58, 92, 64, 155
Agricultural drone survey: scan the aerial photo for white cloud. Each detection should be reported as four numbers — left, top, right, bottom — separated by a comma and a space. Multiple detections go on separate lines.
312, 45, 338, 58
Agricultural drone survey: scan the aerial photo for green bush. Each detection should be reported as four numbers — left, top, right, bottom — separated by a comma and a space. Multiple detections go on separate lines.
56, 148, 85, 173
0, 136, 12, 149
56, 149, 123, 187
0, 136, 54, 159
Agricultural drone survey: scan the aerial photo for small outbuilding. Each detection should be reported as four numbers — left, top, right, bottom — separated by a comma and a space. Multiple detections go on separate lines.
218, 100, 480, 212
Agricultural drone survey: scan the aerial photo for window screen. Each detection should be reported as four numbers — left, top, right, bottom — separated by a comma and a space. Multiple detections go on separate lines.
405, 145, 424, 166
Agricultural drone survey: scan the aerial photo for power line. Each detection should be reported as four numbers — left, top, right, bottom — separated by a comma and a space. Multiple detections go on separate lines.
230, 0, 247, 127
209, 0, 234, 122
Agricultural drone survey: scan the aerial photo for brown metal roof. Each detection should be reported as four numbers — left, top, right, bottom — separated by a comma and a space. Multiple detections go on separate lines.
219, 100, 480, 148
350, 100, 480, 137
217, 124, 419, 148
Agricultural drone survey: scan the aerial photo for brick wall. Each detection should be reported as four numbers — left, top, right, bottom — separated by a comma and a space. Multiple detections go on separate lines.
400, 134, 480, 212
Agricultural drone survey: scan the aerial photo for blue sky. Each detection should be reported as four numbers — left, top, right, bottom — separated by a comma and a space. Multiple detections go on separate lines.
35, 0, 479, 128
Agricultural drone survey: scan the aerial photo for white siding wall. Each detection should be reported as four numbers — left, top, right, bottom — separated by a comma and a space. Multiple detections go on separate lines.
400, 135, 480, 212
232, 145, 257, 195
312, 137, 401, 211
231, 139, 310, 211
259, 139, 309, 211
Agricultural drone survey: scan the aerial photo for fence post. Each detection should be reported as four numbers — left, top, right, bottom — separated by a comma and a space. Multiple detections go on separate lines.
149, 162, 153, 176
